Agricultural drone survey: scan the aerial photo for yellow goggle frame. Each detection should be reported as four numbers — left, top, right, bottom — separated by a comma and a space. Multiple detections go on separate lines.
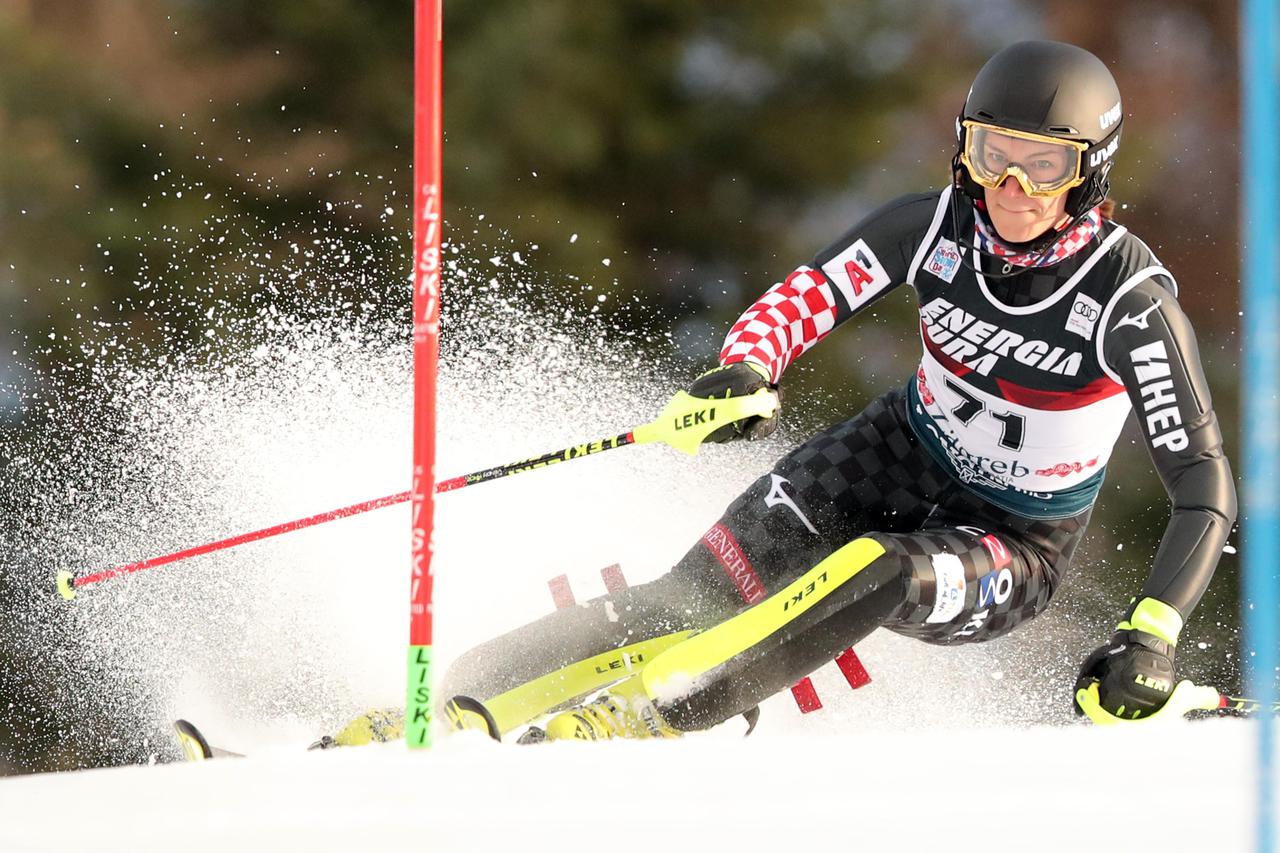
959, 120, 1089, 198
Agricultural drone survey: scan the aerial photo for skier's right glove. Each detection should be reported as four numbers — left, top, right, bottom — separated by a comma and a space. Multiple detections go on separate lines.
686, 362, 780, 443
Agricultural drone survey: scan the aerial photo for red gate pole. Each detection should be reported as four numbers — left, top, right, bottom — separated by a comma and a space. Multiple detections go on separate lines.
407, 0, 442, 750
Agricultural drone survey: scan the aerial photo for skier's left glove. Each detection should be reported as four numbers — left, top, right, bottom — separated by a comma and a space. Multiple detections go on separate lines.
686, 362, 781, 443
1073, 597, 1182, 722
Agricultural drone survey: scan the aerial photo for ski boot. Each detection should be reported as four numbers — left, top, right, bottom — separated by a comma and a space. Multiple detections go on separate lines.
536, 675, 681, 742
309, 707, 405, 750
174, 719, 214, 761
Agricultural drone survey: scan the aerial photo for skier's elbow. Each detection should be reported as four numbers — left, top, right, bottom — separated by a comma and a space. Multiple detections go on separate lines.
1169, 454, 1237, 529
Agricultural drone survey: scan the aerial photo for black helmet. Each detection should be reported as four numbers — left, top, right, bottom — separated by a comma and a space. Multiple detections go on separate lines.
954, 40, 1122, 220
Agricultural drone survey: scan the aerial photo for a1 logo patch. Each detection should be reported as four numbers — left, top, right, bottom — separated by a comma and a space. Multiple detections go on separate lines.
820, 239, 891, 310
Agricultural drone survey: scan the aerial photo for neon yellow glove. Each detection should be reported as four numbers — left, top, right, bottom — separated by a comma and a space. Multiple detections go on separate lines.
1074, 680, 1221, 725
1073, 597, 1183, 722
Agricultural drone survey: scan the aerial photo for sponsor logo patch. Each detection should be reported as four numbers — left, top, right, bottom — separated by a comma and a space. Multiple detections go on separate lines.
957, 563, 1013, 637
926, 553, 967, 624
956, 563, 1014, 638
1066, 293, 1102, 340
764, 474, 818, 535
1089, 136, 1120, 167
1100, 101, 1122, 130
915, 367, 935, 406
955, 610, 989, 638
1112, 299, 1162, 332
979, 534, 1012, 570
820, 239, 891, 311
924, 238, 961, 284
977, 566, 1014, 607
702, 523, 766, 604
920, 296, 1083, 377
917, 420, 1055, 501
1128, 340, 1189, 452
1035, 457, 1100, 477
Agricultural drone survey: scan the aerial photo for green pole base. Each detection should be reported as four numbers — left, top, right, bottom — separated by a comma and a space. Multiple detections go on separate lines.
406, 644, 433, 748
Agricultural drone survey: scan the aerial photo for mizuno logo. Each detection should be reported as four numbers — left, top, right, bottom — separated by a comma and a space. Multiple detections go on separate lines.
1111, 299, 1162, 332
765, 474, 818, 535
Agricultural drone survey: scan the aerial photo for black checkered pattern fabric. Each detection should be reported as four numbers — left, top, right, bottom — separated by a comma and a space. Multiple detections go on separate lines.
669, 386, 1089, 642
651, 386, 1090, 729
439, 387, 1090, 732
985, 261, 1085, 307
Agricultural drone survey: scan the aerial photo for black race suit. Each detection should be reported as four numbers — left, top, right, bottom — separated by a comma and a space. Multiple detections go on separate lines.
440, 187, 1236, 733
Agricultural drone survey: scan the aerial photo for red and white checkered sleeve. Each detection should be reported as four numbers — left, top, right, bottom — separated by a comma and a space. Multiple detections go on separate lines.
718, 266, 840, 384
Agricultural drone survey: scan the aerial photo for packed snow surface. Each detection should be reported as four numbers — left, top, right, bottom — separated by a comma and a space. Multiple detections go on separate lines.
0, 721, 1268, 853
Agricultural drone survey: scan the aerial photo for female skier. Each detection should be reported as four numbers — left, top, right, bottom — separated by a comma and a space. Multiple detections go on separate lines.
439, 39, 1236, 741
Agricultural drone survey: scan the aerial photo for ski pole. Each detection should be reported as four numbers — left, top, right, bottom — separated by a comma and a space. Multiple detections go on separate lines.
1077, 679, 1280, 725
56, 389, 778, 600
1213, 693, 1280, 715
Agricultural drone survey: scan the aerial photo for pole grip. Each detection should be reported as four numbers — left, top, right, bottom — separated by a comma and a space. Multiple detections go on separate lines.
633, 388, 779, 456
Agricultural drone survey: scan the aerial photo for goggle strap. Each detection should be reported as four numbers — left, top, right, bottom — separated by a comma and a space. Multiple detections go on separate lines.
1082, 123, 1123, 167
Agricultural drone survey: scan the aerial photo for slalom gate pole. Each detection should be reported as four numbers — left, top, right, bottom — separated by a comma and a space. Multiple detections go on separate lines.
55, 390, 778, 598
407, 0, 443, 750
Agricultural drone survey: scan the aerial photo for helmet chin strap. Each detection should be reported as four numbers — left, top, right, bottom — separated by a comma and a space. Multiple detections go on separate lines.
948, 158, 1097, 281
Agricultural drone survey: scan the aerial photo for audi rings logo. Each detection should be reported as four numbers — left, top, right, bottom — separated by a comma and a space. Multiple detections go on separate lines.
1065, 293, 1103, 341
1072, 301, 1099, 321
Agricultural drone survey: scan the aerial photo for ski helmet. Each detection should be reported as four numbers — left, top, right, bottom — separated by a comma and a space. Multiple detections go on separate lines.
954, 40, 1122, 220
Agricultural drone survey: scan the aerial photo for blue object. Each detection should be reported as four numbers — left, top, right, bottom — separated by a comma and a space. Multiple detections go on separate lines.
1241, 2, 1278, 850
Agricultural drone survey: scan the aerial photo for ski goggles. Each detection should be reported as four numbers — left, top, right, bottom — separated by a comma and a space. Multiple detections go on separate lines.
959, 120, 1089, 198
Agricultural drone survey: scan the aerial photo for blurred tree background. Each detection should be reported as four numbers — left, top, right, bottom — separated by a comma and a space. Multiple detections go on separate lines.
0, 0, 1245, 774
